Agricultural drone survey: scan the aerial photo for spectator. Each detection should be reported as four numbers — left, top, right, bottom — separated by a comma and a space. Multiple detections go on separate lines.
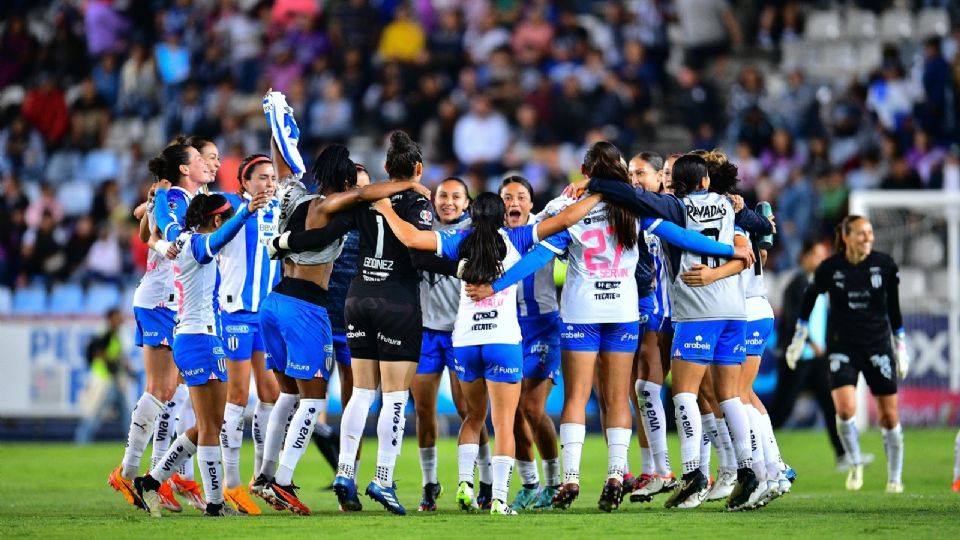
880, 154, 924, 190
466, 10, 511, 65
214, 3, 264, 93
265, 44, 303, 94
512, 6, 553, 63
776, 168, 817, 270
760, 128, 804, 188
91, 54, 120, 109
61, 215, 95, 281
154, 32, 190, 89
286, 15, 332, 68
117, 43, 159, 119
770, 69, 816, 138
0, 114, 46, 181
0, 15, 38, 88
308, 79, 353, 145
454, 94, 510, 171
21, 210, 65, 285
920, 36, 955, 140
905, 129, 946, 186
69, 77, 110, 151
83, 0, 129, 57
84, 226, 123, 285
420, 98, 459, 168
676, 65, 722, 139
817, 170, 849, 235
74, 308, 132, 445
866, 59, 915, 134
731, 141, 762, 197
428, 9, 466, 81
674, 0, 742, 70
847, 147, 884, 191
0, 174, 29, 286
38, 20, 88, 82
377, 4, 426, 64
22, 73, 70, 148
165, 82, 207, 140
930, 143, 960, 192
25, 183, 64, 230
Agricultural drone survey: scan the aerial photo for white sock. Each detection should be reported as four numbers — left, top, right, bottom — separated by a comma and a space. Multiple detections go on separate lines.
759, 413, 782, 478
252, 401, 273, 478
375, 391, 408, 486
151, 385, 188, 470
715, 420, 736, 472
559, 423, 586, 484
275, 398, 325, 486
719, 398, 753, 469
458, 443, 480, 484
221, 402, 245, 489
836, 416, 862, 465
175, 398, 196, 480
517, 459, 539, 487
543, 457, 561, 487
420, 447, 438, 485
492, 455, 514, 503
639, 445, 655, 475
881, 423, 903, 485
637, 380, 670, 476
477, 442, 493, 485
606, 427, 631, 481
121, 393, 165, 479
673, 392, 701, 475
954, 430, 960, 482
700, 413, 716, 477
149, 432, 197, 482
338, 387, 376, 479
746, 405, 767, 481
260, 392, 299, 479
197, 445, 224, 504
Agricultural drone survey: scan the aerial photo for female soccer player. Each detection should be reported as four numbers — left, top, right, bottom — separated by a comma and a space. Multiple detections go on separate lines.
786, 215, 908, 493
135, 189, 270, 517
109, 141, 213, 510
372, 190, 599, 515
214, 153, 283, 515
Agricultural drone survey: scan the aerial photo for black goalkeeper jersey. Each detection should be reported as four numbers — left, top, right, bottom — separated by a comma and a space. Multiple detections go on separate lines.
799, 251, 903, 352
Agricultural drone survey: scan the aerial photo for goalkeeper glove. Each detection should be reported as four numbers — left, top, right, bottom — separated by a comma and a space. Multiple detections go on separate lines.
785, 321, 808, 370
268, 231, 291, 260
894, 328, 910, 379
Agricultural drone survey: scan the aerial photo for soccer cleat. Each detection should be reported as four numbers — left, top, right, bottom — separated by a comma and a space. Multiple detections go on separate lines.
629, 473, 675, 503
836, 452, 875, 472
418, 482, 442, 512
224, 485, 262, 515
333, 475, 363, 511
551, 482, 580, 509
885, 482, 904, 494
204, 502, 240, 517
532, 485, 559, 510
783, 465, 797, 483
366, 480, 406, 515
263, 481, 310, 515
597, 477, 623, 512
952, 478, 960, 492
704, 469, 736, 502
170, 474, 206, 511
846, 464, 864, 491
456, 481, 480, 511
510, 486, 539, 512
158, 480, 182, 513
476, 481, 493, 510
664, 470, 708, 509
490, 499, 518, 515
133, 475, 163, 518
108, 465, 145, 509
757, 479, 782, 507
726, 467, 760, 511
622, 472, 638, 496
250, 474, 269, 499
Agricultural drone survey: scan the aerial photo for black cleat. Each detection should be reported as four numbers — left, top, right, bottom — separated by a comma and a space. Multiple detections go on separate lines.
726, 467, 760, 511
418, 482, 442, 512
477, 482, 493, 510
597, 477, 623, 512
664, 470, 708, 509
551, 482, 580, 509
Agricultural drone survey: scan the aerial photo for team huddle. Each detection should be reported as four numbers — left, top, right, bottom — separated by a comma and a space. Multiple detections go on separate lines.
106, 90, 909, 518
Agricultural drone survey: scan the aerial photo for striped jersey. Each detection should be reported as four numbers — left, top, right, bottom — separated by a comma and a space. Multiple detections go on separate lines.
218, 193, 282, 313
517, 213, 559, 318
648, 231, 672, 319
133, 207, 178, 311
421, 215, 471, 332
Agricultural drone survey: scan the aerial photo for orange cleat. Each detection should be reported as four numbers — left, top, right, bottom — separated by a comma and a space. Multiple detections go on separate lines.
108, 465, 144, 509
158, 479, 183, 512
170, 473, 206, 511
952, 478, 960, 493
225, 485, 263, 515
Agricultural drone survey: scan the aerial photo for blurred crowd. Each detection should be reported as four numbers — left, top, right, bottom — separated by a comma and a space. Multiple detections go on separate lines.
1, 0, 959, 294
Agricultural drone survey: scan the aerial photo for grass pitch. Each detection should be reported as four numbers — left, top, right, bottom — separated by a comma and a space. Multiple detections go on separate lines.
2, 429, 959, 539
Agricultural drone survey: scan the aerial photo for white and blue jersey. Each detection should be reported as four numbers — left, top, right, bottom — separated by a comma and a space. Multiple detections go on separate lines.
639, 227, 671, 334
517, 213, 561, 381
155, 186, 194, 242
736, 228, 775, 356
218, 192, 281, 360
418, 215, 470, 375
133, 205, 178, 348
170, 204, 252, 386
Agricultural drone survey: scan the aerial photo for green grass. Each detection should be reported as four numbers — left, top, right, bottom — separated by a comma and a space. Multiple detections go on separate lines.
2, 430, 959, 539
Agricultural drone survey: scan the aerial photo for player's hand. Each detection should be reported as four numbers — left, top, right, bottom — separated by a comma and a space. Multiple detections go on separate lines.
732, 244, 756, 267
680, 264, 716, 287
370, 197, 392, 215
410, 182, 432, 200
894, 329, 910, 379
465, 282, 494, 302
154, 179, 172, 193
543, 195, 576, 217
561, 180, 589, 198
785, 322, 808, 370
767, 212, 777, 234
268, 231, 291, 259
247, 191, 270, 212
727, 194, 744, 212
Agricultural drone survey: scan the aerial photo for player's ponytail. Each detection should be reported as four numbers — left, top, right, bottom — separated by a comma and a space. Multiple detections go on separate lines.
835, 214, 866, 254
458, 192, 507, 283
185, 193, 234, 230
148, 143, 192, 184
583, 141, 637, 250
312, 144, 357, 195
671, 154, 709, 199
385, 130, 423, 180
699, 149, 740, 195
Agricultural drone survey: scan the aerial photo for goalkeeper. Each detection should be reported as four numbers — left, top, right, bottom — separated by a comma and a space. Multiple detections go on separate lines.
785, 215, 909, 495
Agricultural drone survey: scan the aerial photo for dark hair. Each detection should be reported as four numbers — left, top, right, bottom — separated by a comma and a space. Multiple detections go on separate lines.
312, 144, 357, 194
798, 238, 821, 263
583, 141, 637, 250
834, 215, 868, 254
237, 153, 272, 194
438, 176, 472, 201
458, 193, 507, 283
148, 144, 192, 183
500, 175, 534, 202
385, 130, 422, 179
705, 158, 740, 195
671, 154, 709, 198
187, 135, 215, 154
185, 193, 235, 230
634, 151, 664, 172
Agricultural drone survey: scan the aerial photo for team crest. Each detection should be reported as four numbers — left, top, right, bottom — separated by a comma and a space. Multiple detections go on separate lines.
419, 210, 433, 222
870, 269, 883, 289
227, 336, 239, 351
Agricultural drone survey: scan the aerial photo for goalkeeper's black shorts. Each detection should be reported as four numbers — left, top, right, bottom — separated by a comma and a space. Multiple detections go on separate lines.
827, 346, 897, 396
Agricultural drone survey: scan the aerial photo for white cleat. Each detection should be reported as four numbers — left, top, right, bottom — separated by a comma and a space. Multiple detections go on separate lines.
675, 483, 709, 509
757, 479, 781, 506
704, 469, 736, 502
885, 482, 904, 494
846, 464, 864, 491
777, 474, 792, 495
490, 500, 518, 515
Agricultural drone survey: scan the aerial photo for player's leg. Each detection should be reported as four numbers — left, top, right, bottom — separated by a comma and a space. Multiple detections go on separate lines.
482, 343, 523, 515
251, 350, 279, 487
221, 336, 253, 513
871, 364, 902, 493
454, 348, 488, 512
448, 344, 493, 508
411, 369, 443, 511
829, 350, 865, 490
521, 377, 559, 509
365, 359, 416, 515
511, 410, 540, 511
697, 382, 715, 486
596, 345, 635, 512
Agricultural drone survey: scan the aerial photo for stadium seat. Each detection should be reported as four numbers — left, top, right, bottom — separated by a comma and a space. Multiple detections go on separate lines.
879, 9, 914, 43
49, 283, 85, 315
43, 150, 81, 185
85, 284, 121, 314
857, 40, 883, 76
844, 9, 878, 41
804, 10, 842, 42
0, 286, 11, 315
120, 285, 137, 313
12, 286, 48, 315
917, 8, 950, 39
898, 267, 926, 301
77, 149, 120, 184
56, 180, 94, 217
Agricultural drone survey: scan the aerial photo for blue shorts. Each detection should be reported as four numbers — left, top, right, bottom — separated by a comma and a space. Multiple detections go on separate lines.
134, 307, 176, 348
638, 294, 665, 335
661, 317, 674, 334
332, 332, 351, 366
671, 319, 747, 365
173, 333, 227, 387
221, 310, 265, 361
260, 292, 333, 381
418, 329, 457, 375
520, 313, 561, 382
744, 318, 774, 356
560, 320, 640, 353
454, 343, 523, 384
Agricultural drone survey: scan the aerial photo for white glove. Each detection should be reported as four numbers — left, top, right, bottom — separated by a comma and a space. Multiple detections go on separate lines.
894, 329, 910, 379
785, 322, 808, 370
268, 231, 291, 260
542, 195, 576, 217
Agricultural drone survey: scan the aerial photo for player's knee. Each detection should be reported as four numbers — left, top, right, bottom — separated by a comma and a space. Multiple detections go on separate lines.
878, 410, 899, 429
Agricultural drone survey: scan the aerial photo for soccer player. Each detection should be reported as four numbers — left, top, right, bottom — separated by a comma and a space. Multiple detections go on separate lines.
786, 215, 909, 493
135, 189, 270, 517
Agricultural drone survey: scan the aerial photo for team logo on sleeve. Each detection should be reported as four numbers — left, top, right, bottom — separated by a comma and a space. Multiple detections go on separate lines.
419, 210, 433, 224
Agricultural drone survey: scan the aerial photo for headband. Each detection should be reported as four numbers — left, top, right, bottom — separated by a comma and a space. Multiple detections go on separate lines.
205, 200, 233, 217
240, 156, 271, 181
